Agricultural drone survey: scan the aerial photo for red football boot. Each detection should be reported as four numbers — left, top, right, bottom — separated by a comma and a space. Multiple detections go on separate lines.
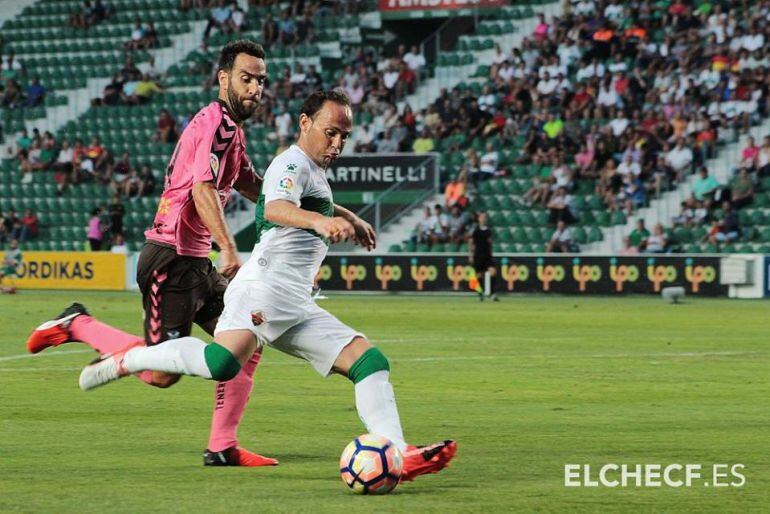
400, 439, 457, 482
26, 302, 89, 354
203, 446, 279, 467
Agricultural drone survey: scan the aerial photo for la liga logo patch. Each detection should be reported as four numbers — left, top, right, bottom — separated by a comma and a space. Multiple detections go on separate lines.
210, 153, 220, 176
278, 176, 294, 193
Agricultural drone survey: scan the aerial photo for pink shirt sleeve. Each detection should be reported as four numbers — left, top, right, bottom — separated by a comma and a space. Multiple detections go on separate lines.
189, 112, 220, 185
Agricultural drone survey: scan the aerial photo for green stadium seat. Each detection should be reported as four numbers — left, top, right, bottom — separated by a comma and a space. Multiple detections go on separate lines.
533, 211, 549, 226
740, 226, 755, 241
610, 211, 627, 225
505, 211, 520, 225
587, 196, 604, 210
750, 209, 765, 226
518, 211, 534, 226
587, 226, 603, 243
673, 227, 692, 244
758, 227, 770, 242
755, 192, 770, 207
511, 227, 528, 243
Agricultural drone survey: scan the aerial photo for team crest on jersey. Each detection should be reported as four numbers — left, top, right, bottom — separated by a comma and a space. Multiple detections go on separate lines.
251, 310, 266, 326
210, 153, 220, 177
278, 176, 294, 193
157, 197, 171, 216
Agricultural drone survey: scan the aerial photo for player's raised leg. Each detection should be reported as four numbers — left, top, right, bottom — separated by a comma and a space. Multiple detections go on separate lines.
78, 329, 257, 389
26, 303, 144, 355
25, 303, 161, 385
332, 336, 457, 482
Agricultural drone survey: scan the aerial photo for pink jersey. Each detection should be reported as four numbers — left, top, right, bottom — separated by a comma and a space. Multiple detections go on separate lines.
145, 100, 258, 257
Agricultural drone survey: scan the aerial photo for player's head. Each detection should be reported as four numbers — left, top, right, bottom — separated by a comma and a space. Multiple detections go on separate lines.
297, 89, 352, 168
217, 40, 267, 123
478, 211, 488, 226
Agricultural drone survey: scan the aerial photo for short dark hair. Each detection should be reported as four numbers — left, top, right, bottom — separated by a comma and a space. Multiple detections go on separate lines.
300, 89, 351, 120
218, 40, 265, 72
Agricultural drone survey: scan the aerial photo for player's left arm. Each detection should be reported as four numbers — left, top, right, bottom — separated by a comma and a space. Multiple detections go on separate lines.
334, 203, 376, 251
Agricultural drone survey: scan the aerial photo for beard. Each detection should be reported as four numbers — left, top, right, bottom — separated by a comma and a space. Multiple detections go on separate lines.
226, 86, 258, 122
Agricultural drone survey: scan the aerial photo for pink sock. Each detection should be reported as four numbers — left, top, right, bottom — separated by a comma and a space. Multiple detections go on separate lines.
207, 350, 262, 452
70, 315, 143, 354
70, 315, 155, 386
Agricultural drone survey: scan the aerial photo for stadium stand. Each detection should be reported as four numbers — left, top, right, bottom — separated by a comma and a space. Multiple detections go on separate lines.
3, 0, 770, 256
1, 0, 377, 252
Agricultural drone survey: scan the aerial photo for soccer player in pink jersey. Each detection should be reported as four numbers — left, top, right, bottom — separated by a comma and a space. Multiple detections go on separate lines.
26, 41, 276, 467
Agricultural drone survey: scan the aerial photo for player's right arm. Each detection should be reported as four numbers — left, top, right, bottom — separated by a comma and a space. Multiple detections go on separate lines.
265, 200, 354, 243
261, 157, 353, 243
192, 181, 240, 278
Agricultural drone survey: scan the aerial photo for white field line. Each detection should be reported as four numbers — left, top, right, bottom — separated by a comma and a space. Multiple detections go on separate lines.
0, 349, 95, 362
0, 350, 761, 373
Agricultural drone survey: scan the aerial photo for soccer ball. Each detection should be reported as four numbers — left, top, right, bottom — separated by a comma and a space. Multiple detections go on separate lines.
339, 434, 403, 494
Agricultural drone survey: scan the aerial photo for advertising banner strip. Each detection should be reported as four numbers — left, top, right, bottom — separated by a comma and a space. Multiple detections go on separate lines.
326, 153, 436, 191
2, 251, 126, 290
317, 254, 727, 296
378, 0, 507, 18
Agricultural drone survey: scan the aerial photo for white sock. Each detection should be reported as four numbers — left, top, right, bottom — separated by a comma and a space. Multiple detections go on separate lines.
354, 371, 407, 452
484, 271, 491, 296
124, 337, 213, 378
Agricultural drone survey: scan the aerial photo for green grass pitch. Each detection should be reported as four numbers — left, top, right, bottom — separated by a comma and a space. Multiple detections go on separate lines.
0, 291, 768, 512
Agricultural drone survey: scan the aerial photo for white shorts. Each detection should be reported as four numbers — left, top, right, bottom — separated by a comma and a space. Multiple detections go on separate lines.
215, 280, 364, 376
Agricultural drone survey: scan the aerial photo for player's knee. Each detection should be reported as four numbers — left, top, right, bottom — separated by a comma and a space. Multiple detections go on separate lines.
204, 342, 241, 381
347, 347, 390, 384
149, 371, 181, 389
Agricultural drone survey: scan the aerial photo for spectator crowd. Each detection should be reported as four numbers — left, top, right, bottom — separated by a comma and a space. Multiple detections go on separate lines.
401, 0, 770, 253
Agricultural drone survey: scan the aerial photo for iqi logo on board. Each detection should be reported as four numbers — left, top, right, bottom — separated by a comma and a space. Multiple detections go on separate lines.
646, 258, 677, 292
685, 258, 717, 293
571, 257, 601, 292
609, 257, 639, 292
410, 258, 437, 291
536, 258, 565, 292
374, 258, 402, 290
339, 258, 366, 290
500, 257, 529, 291
445, 258, 476, 290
